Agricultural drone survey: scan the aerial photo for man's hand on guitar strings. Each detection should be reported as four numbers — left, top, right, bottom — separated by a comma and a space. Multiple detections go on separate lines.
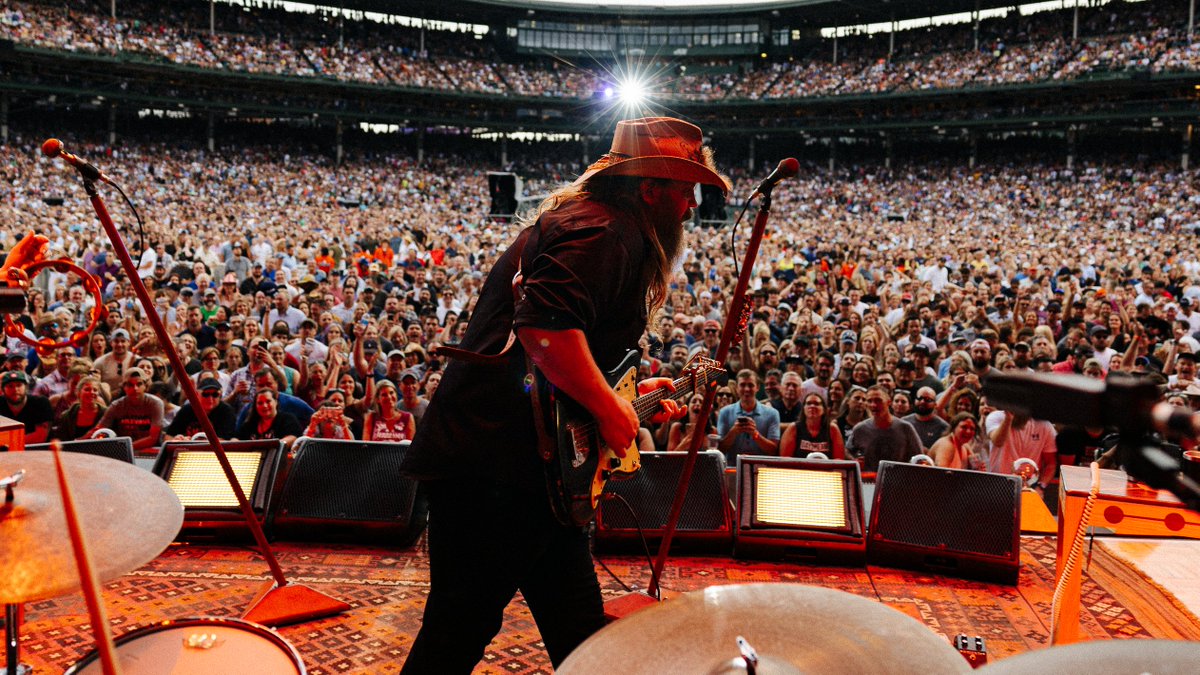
638, 377, 685, 425
595, 392, 639, 458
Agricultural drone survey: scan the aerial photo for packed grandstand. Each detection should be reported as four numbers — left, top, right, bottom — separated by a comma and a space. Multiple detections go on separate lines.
3, 0, 1200, 96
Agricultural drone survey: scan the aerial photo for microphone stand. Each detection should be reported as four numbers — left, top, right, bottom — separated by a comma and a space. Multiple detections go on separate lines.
646, 186, 777, 600
71, 173, 349, 626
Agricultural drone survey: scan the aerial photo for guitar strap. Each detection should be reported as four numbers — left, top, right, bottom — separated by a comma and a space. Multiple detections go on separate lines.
431, 234, 558, 465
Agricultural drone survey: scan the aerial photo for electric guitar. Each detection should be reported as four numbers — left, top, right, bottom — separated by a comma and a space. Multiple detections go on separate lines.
539, 351, 725, 527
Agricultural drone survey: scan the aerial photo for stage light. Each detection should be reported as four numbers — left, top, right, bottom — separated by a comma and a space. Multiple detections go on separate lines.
733, 456, 866, 564
152, 438, 286, 541
603, 86, 614, 98
166, 451, 264, 508
617, 77, 649, 107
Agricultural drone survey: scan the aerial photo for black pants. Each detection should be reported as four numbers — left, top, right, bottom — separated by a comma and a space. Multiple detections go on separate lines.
400, 479, 606, 674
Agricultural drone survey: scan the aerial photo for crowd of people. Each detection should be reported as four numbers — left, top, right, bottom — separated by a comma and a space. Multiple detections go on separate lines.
4, 0, 1200, 102
1, 122, 1198, 503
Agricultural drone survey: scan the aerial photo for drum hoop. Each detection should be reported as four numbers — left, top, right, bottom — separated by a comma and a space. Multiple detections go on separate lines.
64, 616, 305, 674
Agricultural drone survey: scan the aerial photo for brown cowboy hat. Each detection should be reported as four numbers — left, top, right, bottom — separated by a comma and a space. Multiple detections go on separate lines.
575, 117, 731, 194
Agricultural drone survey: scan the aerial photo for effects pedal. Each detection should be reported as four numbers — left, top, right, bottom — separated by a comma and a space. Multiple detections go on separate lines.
954, 634, 987, 668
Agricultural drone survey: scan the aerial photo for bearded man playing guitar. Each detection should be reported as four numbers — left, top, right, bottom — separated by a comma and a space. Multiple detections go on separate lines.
399, 117, 730, 673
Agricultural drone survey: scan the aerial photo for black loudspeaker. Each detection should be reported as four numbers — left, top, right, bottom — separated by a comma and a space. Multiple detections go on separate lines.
270, 438, 427, 547
595, 450, 733, 553
487, 172, 519, 217
867, 461, 1021, 584
698, 184, 726, 223
152, 439, 286, 542
26, 436, 134, 464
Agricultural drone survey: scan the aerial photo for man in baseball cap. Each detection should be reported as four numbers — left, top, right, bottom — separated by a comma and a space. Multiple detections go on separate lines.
93, 328, 135, 391
88, 367, 164, 452
1, 369, 53, 444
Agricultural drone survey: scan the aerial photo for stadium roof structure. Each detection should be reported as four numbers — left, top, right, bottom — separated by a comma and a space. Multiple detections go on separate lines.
340, 0, 1027, 30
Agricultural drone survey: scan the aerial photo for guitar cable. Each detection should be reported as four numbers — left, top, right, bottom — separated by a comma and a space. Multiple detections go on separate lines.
595, 492, 661, 599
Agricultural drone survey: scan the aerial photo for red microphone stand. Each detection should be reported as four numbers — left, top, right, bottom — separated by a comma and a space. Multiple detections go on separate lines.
645, 185, 780, 600
60, 147, 349, 627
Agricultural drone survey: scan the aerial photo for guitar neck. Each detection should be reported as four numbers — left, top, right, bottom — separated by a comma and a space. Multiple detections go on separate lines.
630, 371, 713, 424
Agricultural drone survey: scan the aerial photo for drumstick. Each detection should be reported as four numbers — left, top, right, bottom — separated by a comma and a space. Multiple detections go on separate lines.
50, 441, 123, 675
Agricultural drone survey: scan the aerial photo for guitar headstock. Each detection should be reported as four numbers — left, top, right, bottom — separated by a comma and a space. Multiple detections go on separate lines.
682, 355, 726, 387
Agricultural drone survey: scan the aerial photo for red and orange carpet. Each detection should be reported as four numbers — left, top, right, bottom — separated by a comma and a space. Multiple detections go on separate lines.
17, 536, 1200, 674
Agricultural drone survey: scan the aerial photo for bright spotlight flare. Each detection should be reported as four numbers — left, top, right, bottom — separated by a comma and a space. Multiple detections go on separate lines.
752, 157, 800, 197
616, 77, 648, 107
40, 138, 114, 185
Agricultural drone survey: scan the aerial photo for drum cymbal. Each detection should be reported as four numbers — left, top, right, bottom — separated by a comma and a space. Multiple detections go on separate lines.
977, 640, 1200, 674
0, 452, 183, 603
559, 584, 971, 675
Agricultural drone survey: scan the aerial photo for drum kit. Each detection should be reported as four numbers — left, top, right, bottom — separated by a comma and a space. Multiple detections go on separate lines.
0, 452, 305, 674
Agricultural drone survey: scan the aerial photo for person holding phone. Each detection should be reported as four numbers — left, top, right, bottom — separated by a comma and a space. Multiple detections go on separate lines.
715, 369, 780, 464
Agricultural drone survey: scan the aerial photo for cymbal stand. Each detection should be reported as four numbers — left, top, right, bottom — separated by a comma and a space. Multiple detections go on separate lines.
3, 472, 29, 675
4, 603, 29, 675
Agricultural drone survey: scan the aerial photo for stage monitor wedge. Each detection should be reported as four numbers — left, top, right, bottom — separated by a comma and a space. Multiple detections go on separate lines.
26, 436, 134, 464
595, 450, 733, 553
270, 438, 427, 547
734, 456, 866, 565
152, 438, 286, 542
868, 461, 1021, 584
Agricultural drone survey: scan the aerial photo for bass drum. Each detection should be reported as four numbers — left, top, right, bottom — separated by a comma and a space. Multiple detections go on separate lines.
65, 617, 305, 674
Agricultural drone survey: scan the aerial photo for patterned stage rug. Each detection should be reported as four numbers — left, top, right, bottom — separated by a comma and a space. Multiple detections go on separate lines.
14, 536, 1200, 674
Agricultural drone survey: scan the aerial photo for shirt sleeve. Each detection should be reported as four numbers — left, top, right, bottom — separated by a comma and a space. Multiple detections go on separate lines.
514, 221, 634, 333
716, 405, 733, 436
984, 410, 1005, 436
905, 423, 924, 457
1038, 421, 1058, 456
95, 406, 117, 433
276, 413, 303, 438
764, 407, 781, 441
148, 396, 165, 428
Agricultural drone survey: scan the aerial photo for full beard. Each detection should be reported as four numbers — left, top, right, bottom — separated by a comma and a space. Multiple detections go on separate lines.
654, 214, 687, 270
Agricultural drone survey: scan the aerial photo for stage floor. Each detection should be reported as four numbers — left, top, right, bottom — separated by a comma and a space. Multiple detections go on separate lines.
13, 534, 1200, 674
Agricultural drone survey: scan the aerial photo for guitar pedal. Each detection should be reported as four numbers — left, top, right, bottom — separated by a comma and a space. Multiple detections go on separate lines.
953, 635, 986, 668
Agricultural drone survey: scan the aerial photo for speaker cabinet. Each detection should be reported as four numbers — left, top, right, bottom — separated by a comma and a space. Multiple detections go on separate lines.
595, 451, 733, 553
698, 183, 727, 223
27, 436, 134, 464
867, 461, 1021, 584
487, 172, 520, 217
270, 438, 427, 547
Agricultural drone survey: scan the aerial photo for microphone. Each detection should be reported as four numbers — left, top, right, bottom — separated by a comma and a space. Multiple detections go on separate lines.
751, 157, 799, 196
40, 138, 112, 184
983, 371, 1197, 439
1152, 402, 1200, 440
